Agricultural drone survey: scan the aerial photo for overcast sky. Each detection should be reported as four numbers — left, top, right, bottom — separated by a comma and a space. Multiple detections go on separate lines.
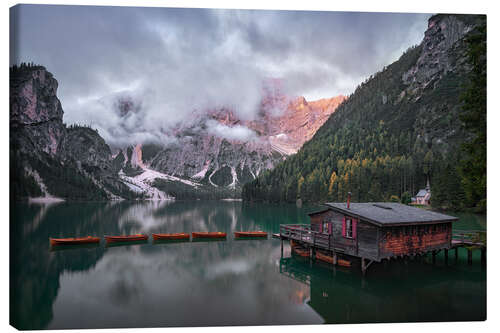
10, 5, 431, 146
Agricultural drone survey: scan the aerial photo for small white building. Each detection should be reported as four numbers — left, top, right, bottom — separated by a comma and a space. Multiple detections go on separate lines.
413, 180, 431, 205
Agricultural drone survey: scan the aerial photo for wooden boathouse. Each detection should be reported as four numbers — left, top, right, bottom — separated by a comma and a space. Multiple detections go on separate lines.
279, 195, 468, 274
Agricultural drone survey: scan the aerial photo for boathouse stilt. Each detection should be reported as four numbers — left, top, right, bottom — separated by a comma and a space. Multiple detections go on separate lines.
444, 249, 449, 264
467, 249, 472, 265
432, 251, 436, 264
361, 258, 373, 275
280, 239, 283, 258
455, 248, 459, 261
481, 248, 486, 264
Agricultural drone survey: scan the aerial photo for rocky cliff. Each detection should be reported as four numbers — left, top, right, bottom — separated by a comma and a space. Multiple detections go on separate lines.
10, 66, 65, 156
10, 64, 137, 201
402, 14, 477, 97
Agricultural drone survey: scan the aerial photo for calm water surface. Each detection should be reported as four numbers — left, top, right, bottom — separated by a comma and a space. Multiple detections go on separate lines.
10, 201, 486, 329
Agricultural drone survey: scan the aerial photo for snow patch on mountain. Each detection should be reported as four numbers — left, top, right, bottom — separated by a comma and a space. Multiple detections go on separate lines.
229, 166, 237, 189
192, 161, 211, 179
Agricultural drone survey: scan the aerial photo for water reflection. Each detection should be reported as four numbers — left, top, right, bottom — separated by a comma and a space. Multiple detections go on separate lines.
280, 249, 486, 324
10, 201, 485, 329
10, 200, 320, 329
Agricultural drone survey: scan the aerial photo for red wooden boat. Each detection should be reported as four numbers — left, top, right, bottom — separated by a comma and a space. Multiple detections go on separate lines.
152, 233, 190, 241
292, 246, 310, 257
50, 236, 100, 246
316, 251, 334, 264
104, 234, 148, 243
337, 259, 352, 267
192, 232, 226, 239
316, 251, 351, 267
234, 231, 268, 238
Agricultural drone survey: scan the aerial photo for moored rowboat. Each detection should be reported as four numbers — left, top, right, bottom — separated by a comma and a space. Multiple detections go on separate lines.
234, 231, 268, 238
291, 245, 310, 257
104, 234, 148, 243
316, 251, 334, 264
292, 247, 310, 257
192, 232, 226, 239
50, 236, 100, 246
337, 259, 351, 267
152, 233, 190, 240
316, 251, 351, 267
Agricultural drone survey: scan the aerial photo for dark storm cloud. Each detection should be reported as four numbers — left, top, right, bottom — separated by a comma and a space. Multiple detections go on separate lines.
10, 5, 430, 146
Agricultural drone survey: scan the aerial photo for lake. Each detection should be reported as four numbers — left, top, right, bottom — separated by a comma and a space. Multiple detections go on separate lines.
10, 201, 486, 329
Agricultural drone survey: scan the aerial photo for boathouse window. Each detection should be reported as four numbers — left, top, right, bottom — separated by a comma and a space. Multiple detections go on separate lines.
342, 217, 356, 239
322, 222, 330, 234
346, 219, 352, 238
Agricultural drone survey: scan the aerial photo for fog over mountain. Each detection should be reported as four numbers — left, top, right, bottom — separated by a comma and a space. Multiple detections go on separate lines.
10, 5, 430, 146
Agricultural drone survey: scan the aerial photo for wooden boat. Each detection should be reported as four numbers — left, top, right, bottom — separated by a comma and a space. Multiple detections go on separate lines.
50, 236, 100, 246
291, 245, 310, 258
192, 232, 226, 239
337, 259, 352, 267
104, 234, 148, 243
316, 251, 352, 267
234, 231, 268, 238
316, 251, 334, 264
152, 233, 190, 241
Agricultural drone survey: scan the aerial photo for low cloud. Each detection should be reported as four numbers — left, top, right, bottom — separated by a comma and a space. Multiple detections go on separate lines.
11, 5, 430, 146
205, 120, 257, 142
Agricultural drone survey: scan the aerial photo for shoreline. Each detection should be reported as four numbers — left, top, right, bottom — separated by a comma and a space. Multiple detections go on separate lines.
28, 196, 65, 204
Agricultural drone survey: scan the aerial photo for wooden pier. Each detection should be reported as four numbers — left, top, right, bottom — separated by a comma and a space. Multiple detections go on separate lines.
280, 224, 353, 257
279, 223, 372, 274
450, 229, 486, 265
279, 224, 486, 274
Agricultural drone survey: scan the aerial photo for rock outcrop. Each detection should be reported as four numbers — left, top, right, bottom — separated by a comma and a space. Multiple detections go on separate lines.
10, 64, 136, 201
403, 14, 481, 95
10, 66, 65, 156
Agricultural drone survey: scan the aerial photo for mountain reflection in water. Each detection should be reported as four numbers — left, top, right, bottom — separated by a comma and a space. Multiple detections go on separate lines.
10, 201, 485, 329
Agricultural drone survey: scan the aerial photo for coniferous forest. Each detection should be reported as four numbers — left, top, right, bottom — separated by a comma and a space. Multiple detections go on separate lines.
243, 16, 486, 213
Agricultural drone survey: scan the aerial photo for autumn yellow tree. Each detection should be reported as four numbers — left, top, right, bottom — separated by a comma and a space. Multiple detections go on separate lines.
328, 171, 337, 196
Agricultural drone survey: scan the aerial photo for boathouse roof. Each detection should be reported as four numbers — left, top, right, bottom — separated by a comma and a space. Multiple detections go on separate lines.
307, 208, 330, 216
323, 202, 458, 226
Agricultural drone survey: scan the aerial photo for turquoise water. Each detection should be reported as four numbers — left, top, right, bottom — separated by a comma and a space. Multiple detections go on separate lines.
10, 201, 486, 329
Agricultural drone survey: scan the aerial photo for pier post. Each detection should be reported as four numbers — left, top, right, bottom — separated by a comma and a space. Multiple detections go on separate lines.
332, 252, 337, 265
467, 249, 472, 265
432, 251, 436, 264
481, 248, 486, 265
280, 239, 283, 258
444, 249, 448, 264
361, 258, 367, 276
455, 248, 459, 262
